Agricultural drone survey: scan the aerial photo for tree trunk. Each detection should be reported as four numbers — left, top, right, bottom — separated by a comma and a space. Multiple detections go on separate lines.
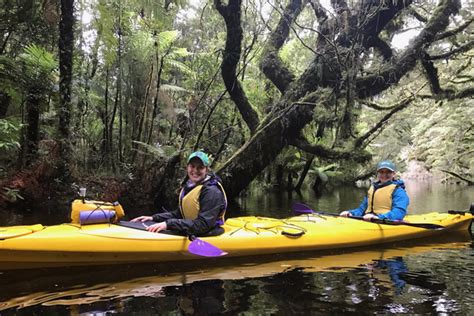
275, 164, 284, 188
295, 155, 314, 192
58, 0, 74, 172
101, 67, 112, 168
20, 90, 41, 166
146, 52, 161, 145
131, 64, 154, 162
0, 92, 11, 118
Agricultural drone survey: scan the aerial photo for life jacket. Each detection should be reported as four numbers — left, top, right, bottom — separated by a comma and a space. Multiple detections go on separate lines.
178, 177, 227, 224
365, 182, 399, 215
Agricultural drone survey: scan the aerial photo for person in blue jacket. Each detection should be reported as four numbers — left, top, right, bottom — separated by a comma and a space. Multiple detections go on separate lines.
340, 160, 409, 221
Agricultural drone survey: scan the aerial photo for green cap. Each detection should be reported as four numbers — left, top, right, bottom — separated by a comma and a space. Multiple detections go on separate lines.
377, 160, 396, 172
187, 151, 210, 166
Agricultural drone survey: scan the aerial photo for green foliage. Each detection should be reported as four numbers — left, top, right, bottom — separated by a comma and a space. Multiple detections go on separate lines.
131, 140, 179, 159
1, 0, 471, 194
128, 29, 156, 62
96, 2, 119, 66
1, 187, 24, 203
0, 118, 22, 151
279, 38, 313, 76
158, 30, 179, 47
16, 44, 57, 92
410, 99, 473, 177
0, 45, 56, 116
160, 84, 188, 93
21, 44, 57, 74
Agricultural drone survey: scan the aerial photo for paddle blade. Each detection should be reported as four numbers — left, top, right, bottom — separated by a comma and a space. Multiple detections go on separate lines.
292, 202, 315, 214
188, 238, 228, 257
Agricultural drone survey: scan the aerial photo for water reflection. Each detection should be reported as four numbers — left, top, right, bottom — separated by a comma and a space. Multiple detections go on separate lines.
0, 233, 471, 314
371, 257, 408, 295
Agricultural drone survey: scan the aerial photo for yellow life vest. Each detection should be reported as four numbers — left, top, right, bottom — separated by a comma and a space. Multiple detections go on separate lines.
366, 183, 397, 215
178, 182, 227, 222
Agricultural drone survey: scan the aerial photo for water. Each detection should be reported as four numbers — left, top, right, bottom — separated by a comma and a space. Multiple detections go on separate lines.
233, 180, 474, 217
0, 181, 473, 314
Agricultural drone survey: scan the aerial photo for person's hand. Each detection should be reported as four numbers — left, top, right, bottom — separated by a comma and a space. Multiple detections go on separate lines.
363, 213, 379, 221
339, 211, 351, 217
146, 222, 167, 233
131, 215, 153, 222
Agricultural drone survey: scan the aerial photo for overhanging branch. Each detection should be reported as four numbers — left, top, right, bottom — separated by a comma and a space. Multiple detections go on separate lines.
215, 0, 260, 134
359, 98, 412, 111
259, 0, 303, 93
308, 0, 328, 23
370, 36, 393, 60
435, 18, 473, 41
409, 7, 428, 23
447, 87, 474, 100
421, 51, 442, 94
355, 96, 415, 148
289, 135, 371, 162
440, 169, 474, 185
428, 40, 474, 60
356, 0, 460, 98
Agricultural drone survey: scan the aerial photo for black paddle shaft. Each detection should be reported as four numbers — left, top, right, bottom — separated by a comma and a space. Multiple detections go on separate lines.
292, 203, 445, 230
348, 216, 445, 230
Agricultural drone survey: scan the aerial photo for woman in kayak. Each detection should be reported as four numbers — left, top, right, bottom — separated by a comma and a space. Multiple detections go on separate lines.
339, 160, 409, 221
131, 151, 227, 236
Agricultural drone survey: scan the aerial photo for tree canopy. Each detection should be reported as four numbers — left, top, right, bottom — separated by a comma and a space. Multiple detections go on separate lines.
0, 0, 472, 207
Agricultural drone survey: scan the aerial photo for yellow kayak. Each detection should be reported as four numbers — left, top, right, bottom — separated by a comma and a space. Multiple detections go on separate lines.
1, 232, 471, 310
0, 203, 472, 269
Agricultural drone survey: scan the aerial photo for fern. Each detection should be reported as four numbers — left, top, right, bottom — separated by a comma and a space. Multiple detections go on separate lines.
164, 59, 194, 76
131, 141, 179, 158
21, 44, 57, 73
0, 118, 22, 152
160, 84, 188, 93
158, 30, 179, 48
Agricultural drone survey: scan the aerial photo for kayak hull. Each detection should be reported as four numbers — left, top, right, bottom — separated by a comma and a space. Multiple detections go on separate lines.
0, 212, 472, 269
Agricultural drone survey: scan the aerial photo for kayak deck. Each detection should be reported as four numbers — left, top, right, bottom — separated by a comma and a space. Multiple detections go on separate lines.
0, 212, 472, 269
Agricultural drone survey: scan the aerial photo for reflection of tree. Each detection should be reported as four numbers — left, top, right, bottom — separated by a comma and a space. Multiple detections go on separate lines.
163, 279, 227, 315
402, 250, 472, 314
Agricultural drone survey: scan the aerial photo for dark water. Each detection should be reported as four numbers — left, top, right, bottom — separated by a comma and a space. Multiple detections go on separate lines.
0, 181, 473, 315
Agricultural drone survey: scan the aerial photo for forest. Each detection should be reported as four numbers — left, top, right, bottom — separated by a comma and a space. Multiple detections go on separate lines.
0, 0, 472, 211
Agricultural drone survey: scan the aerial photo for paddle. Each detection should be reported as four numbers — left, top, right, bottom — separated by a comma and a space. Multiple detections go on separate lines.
292, 202, 445, 230
118, 220, 228, 257
188, 235, 228, 257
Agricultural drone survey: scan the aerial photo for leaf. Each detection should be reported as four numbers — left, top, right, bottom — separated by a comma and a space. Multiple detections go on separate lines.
131, 141, 178, 159
164, 59, 194, 76
171, 47, 191, 57
160, 84, 188, 93
158, 30, 179, 48
21, 44, 57, 72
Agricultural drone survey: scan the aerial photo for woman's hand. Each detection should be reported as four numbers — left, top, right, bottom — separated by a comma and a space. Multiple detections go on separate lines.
363, 213, 379, 221
146, 222, 167, 233
131, 216, 153, 222
339, 211, 351, 217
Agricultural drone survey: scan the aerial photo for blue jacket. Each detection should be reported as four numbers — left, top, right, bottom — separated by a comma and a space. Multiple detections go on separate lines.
348, 179, 409, 220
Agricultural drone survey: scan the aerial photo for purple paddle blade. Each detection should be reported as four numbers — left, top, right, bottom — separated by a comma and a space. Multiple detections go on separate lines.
188, 238, 228, 257
292, 202, 315, 214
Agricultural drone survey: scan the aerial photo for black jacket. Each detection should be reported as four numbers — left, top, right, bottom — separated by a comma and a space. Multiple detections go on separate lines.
151, 174, 226, 235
